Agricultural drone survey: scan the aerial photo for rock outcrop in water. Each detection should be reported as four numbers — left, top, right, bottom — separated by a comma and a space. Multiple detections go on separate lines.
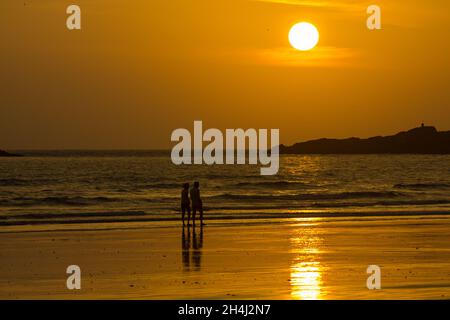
0, 150, 22, 157
280, 125, 450, 154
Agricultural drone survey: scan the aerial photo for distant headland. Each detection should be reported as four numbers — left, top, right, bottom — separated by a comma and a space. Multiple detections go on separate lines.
280, 124, 450, 154
0, 150, 22, 157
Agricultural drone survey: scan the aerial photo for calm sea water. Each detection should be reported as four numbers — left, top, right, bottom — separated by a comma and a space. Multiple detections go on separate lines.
1, 151, 450, 226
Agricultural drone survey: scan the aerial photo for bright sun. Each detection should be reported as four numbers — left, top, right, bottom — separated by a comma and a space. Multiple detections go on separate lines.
289, 22, 319, 51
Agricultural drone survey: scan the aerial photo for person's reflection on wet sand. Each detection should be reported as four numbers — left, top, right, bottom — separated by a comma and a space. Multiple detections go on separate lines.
192, 226, 203, 271
181, 225, 203, 271
181, 225, 191, 270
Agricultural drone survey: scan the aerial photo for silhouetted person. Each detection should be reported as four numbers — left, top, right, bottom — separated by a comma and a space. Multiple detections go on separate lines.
190, 181, 204, 226
181, 183, 191, 226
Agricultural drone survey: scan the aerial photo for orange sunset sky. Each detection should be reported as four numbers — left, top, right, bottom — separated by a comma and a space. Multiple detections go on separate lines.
0, 0, 449, 149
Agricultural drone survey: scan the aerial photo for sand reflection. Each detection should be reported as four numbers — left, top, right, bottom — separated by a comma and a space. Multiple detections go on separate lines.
181, 225, 203, 271
290, 220, 323, 300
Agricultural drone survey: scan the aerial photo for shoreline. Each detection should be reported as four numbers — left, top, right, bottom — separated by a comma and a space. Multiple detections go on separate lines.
2, 209, 450, 229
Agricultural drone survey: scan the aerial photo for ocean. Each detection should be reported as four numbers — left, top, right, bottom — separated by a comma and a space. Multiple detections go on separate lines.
1, 151, 450, 226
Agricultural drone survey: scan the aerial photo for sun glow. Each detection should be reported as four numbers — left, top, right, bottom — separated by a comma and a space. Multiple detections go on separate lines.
288, 22, 319, 51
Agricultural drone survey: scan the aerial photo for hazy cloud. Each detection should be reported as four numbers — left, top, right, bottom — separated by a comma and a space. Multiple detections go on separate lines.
252, 0, 366, 11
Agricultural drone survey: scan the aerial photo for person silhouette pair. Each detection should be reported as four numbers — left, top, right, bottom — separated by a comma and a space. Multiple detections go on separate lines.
181, 181, 204, 226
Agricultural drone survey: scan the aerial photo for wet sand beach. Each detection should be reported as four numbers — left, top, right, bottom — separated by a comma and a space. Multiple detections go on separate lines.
0, 215, 449, 299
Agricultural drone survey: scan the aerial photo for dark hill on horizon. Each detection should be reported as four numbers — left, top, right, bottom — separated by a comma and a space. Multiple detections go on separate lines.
0, 150, 22, 157
280, 125, 450, 154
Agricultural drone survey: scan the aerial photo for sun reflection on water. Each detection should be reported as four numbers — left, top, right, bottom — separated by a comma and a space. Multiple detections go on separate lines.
290, 261, 322, 300
290, 220, 323, 300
